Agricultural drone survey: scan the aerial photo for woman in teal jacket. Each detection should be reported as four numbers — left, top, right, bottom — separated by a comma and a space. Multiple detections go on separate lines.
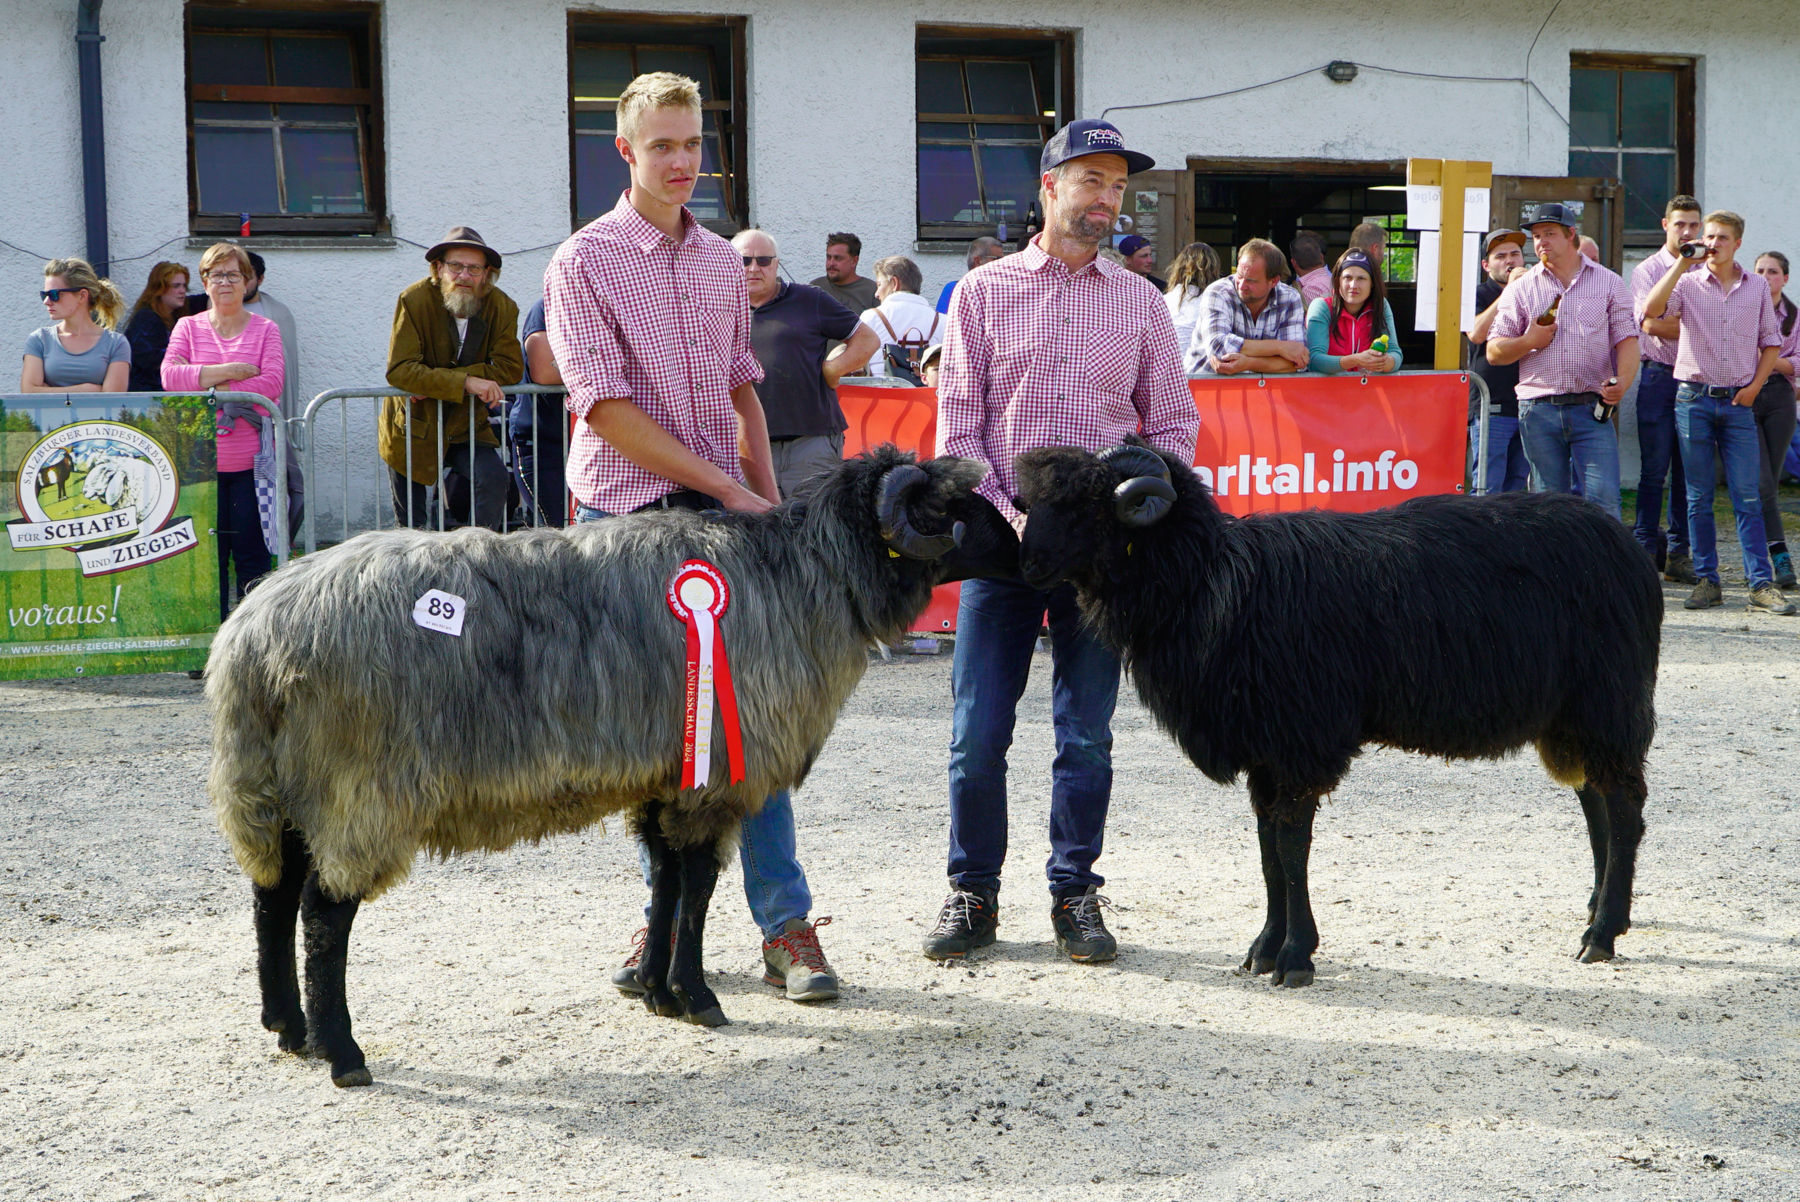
1305, 250, 1402, 374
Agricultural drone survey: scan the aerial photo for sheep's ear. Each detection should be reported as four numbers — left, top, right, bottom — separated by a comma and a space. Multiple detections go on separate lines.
1115, 477, 1175, 528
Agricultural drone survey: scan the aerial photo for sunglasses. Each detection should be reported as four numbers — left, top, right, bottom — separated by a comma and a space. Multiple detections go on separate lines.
741, 255, 776, 267
40, 288, 80, 302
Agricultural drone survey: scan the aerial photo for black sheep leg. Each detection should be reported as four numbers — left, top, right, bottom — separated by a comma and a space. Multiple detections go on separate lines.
668, 839, 727, 1027
299, 872, 369, 1087
1270, 806, 1320, 988
253, 826, 310, 1054
637, 802, 684, 1018
1242, 806, 1288, 976
1579, 780, 1645, 963
1575, 785, 1610, 922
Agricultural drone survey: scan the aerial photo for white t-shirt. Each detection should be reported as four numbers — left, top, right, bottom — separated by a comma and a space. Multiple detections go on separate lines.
858, 291, 945, 349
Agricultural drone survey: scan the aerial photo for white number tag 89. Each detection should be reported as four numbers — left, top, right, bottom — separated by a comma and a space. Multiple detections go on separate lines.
412, 589, 467, 636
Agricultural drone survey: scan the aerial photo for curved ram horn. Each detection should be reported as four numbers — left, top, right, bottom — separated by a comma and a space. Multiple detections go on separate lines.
1114, 476, 1176, 527
1097, 445, 1171, 484
877, 464, 961, 559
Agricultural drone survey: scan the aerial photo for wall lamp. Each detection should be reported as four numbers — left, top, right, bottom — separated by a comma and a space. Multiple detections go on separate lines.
1324, 61, 1359, 84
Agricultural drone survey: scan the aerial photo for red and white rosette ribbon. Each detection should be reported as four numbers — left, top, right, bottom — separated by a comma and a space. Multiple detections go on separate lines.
666, 559, 746, 789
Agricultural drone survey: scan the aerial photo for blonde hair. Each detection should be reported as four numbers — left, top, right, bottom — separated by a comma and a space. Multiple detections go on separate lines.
1704, 210, 1745, 240
42, 257, 125, 330
616, 71, 702, 144
199, 241, 254, 282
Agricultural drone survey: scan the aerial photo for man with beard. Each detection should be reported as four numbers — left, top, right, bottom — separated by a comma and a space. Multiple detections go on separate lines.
1187, 239, 1310, 375
381, 227, 522, 530
927, 119, 1198, 966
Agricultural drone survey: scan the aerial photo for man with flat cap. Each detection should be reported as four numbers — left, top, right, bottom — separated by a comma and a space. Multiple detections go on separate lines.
926, 118, 1198, 967
382, 226, 523, 530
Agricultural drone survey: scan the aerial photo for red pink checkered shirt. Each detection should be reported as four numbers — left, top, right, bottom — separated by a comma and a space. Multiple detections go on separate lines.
544, 192, 763, 513
1630, 246, 1681, 367
936, 237, 1199, 520
1662, 263, 1782, 388
1489, 256, 1638, 400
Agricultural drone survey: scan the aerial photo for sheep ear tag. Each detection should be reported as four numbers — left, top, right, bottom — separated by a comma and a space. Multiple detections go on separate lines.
665, 559, 747, 789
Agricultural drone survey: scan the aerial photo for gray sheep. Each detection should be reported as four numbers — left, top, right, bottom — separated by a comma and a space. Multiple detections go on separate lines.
208, 447, 1015, 1086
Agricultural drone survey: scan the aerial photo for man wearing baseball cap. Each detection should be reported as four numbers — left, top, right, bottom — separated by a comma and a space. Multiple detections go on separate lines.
1117, 233, 1166, 291
1485, 203, 1638, 518
381, 225, 522, 530
1466, 228, 1530, 493
927, 118, 1197, 966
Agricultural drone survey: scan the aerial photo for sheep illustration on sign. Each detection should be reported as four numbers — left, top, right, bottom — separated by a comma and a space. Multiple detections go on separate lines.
8, 422, 195, 576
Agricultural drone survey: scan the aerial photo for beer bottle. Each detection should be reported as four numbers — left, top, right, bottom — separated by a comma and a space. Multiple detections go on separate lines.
1592, 378, 1619, 424
1535, 295, 1561, 326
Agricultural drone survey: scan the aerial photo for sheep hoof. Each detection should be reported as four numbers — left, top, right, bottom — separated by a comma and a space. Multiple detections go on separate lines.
644, 990, 684, 1018
1241, 956, 1277, 976
263, 1012, 309, 1054
332, 1066, 374, 1088
1577, 943, 1613, 964
1273, 969, 1314, 988
683, 1005, 730, 1028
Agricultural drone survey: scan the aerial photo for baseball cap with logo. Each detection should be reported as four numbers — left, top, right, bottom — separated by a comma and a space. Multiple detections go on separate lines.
1040, 119, 1155, 176
1523, 202, 1580, 231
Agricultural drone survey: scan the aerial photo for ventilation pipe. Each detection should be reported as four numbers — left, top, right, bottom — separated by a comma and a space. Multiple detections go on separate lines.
77, 0, 109, 275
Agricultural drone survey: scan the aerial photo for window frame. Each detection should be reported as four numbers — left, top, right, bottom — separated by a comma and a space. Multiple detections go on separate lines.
1567, 52, 1695, 248
183, 1, 386, 238
915, 25, 1075, 245
566, 13, 748, 237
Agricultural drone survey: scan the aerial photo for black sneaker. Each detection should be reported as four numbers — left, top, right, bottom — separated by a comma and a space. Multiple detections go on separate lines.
922, 885, 998, 958
1051, 886, 1117, 963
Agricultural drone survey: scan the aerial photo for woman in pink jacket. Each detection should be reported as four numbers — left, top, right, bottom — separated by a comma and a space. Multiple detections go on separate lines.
162, 242, 285, 615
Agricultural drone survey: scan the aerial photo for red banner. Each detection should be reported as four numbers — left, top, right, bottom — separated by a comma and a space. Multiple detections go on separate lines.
838, 374, 1471, 630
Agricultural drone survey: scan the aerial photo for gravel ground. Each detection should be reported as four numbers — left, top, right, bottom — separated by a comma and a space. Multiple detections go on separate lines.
2, 580, 1797, 1201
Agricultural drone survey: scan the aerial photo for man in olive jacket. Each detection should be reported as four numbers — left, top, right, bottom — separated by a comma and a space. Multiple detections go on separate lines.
381, 226, 524, 530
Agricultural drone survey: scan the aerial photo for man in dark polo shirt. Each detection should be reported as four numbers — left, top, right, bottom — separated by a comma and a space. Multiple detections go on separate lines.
1468, 228, 1530, 493
733, 228, 880, 495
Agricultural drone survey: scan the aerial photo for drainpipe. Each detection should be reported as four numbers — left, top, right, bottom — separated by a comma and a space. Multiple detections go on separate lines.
77, 0, 109, 276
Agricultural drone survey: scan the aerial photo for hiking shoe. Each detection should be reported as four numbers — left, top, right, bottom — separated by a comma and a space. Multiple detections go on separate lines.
611, 926, 651, 996
1748, 584, 1797, 616
762, 916, 839, 1002
1664, 552, 1698, 585
1773, 549, 1797, 590
922, 885, 998, 958
1682, 579, 1722, 610
1050, 886, 1118, 964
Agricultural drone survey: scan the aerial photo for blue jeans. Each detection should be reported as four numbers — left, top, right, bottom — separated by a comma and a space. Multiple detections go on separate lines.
947, 576, 1122, 896
1675, 387, 1772, 589
1633, 361, 1690, 559
1519, 396, 1621, 518
1468, 416, 1530, 495
574, 502, 812, 937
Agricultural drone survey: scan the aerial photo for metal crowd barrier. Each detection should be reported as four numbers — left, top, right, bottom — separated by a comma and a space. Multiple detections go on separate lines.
296, 385, 569, 553
1, 388, 291, 566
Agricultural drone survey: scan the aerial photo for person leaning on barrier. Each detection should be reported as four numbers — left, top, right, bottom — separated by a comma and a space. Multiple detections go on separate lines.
1485, 203, 1638, 520
21, 257, 129, 393
380, 227, 522, 532
1641, 210, 1793, 615
929, 117, 1198, 965
162, 242, 286, 616
737, 228, 878, 494
542, 69, 839, 1004
935, 235, 1007, 314
1467, 229, 1531, 494
1752, 251, 1798, 589
122, 261, 188, 392
1304, 249, 1401, 375
1187, 239, 1310, 375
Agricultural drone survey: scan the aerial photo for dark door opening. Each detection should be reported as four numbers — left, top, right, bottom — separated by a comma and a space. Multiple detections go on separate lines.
1187, 158, 1430, 368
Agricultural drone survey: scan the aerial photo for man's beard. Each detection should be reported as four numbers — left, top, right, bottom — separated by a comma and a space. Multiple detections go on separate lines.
1056, 207, 1113, 248
438, 274, 486, 319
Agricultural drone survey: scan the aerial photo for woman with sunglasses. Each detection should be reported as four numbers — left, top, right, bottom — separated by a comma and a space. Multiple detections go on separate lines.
162, 242, 286, 614
1304, 249, 1403, 375
20, 258, 130, 393
123, 261, 191, 392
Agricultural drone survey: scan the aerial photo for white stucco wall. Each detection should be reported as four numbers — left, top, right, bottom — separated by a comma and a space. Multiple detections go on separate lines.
4, 0, 1795, 528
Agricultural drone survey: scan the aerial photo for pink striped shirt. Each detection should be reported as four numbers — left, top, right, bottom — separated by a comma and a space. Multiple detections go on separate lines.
544, 192, 763, 513
162, 312, 285, 472
1630, 246, 1681, 367
1489, 257, 1637, 400
1663, 263, 1782, 388
936, 237, 1198, 520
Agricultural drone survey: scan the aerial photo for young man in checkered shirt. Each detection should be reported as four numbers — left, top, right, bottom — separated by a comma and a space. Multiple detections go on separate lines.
543, 72, 839, 1004
925, 119, 1199, 965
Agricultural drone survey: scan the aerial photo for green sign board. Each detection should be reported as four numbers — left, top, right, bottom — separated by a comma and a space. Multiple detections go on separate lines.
2, 395, 220, 680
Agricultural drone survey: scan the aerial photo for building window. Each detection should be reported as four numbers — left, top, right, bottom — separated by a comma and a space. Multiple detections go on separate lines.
916, 28, 1074, 242
185, 3, 383, 236
1568, 54, 1694, 245
569, 15, 746, 235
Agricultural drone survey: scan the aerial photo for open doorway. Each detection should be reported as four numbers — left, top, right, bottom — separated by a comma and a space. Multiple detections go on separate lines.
1186, 157, 1430, 367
